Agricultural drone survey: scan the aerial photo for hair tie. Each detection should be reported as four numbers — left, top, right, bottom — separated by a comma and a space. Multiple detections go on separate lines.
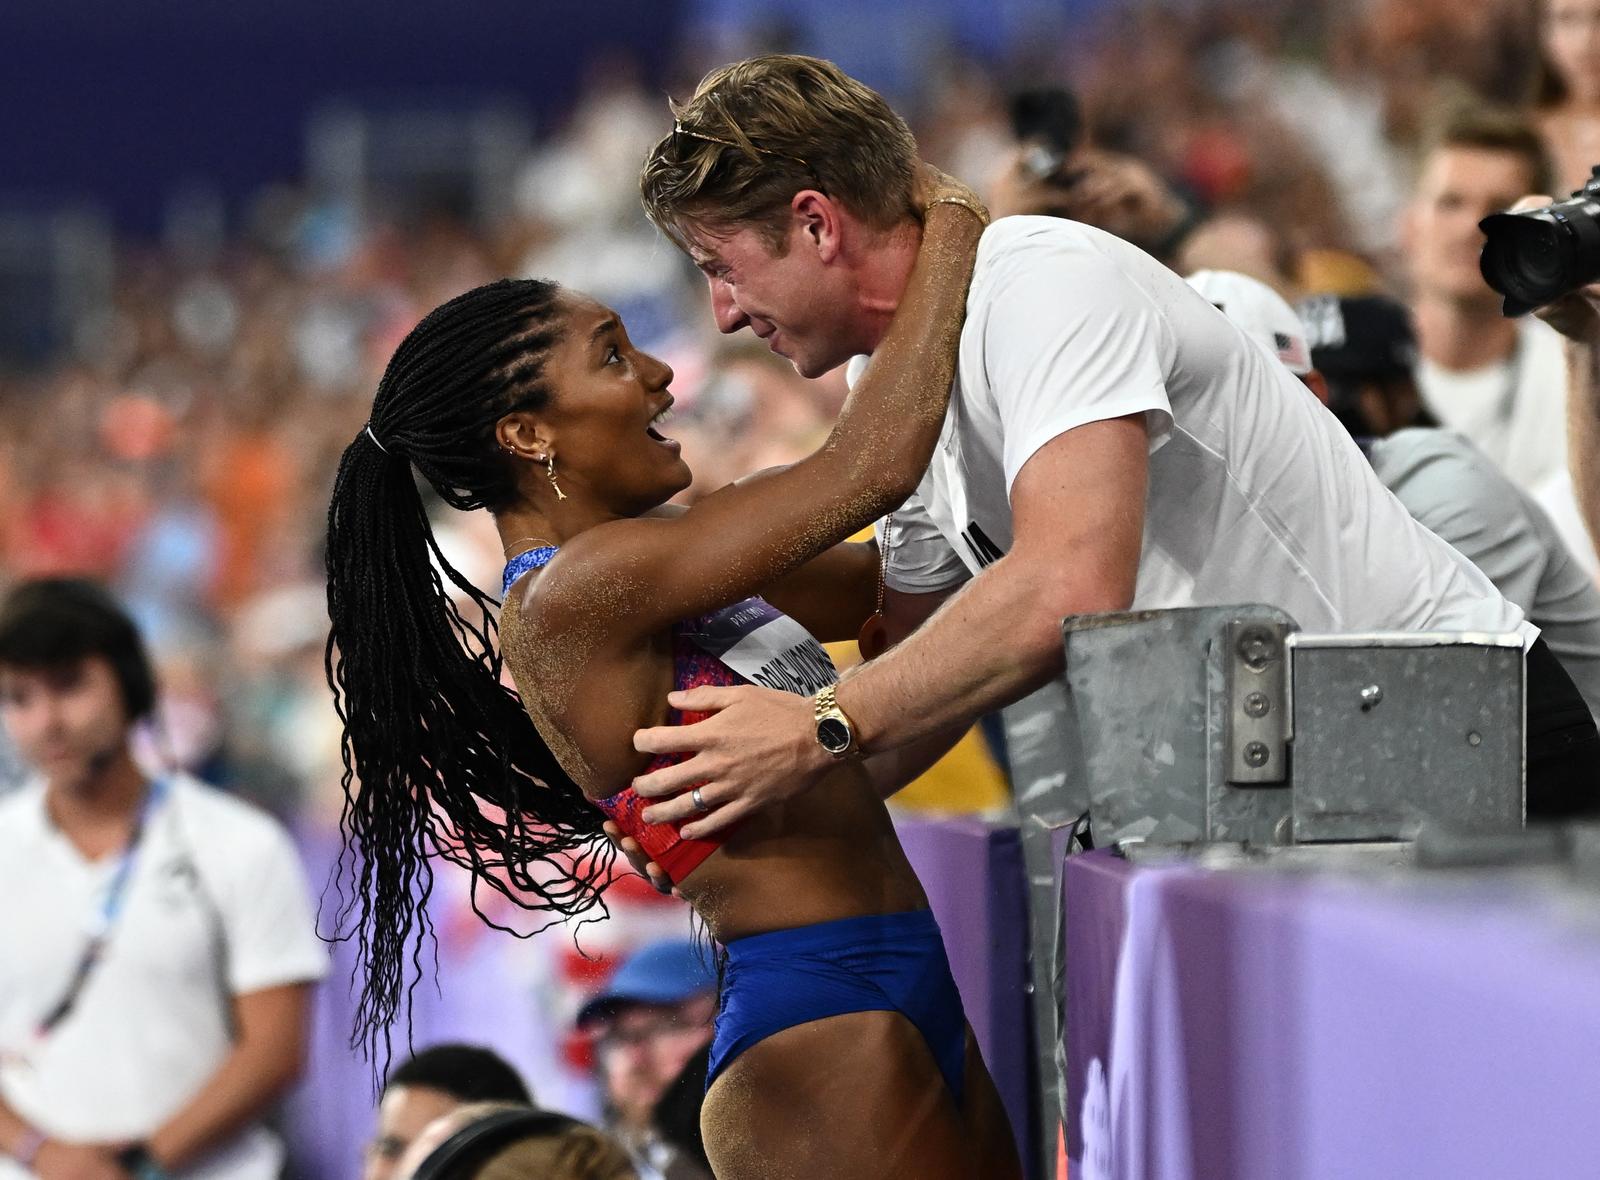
363, 424, 391, 456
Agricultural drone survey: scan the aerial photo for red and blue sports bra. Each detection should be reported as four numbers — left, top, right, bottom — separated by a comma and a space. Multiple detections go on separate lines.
503, 548, 838, 884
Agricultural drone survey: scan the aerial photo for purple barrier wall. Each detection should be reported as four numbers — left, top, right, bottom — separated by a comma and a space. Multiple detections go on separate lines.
896, 817, 1037, 1178
1063, 849, 1600, 1179
1059, 848, 1129, 1172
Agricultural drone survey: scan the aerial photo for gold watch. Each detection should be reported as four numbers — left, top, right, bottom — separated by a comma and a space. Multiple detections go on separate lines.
813, 684, 860, 759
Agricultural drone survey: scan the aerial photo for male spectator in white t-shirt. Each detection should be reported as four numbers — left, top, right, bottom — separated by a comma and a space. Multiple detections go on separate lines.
623, 54, 1596, 830
0, 579, 328, 1180
1400, 105, 1598, 573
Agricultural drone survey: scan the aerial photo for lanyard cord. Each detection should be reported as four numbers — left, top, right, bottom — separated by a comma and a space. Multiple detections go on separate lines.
35, 777, 169, 1039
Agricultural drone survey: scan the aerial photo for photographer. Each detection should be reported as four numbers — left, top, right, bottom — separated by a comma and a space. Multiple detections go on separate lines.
1518, 241, 1600, 576
989, 145, 1198, 265
987, 87, 1198, 270
986, 86, 1305, 299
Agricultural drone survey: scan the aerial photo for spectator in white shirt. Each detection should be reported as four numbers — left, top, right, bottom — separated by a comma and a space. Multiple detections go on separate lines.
0, 579, 327, 1180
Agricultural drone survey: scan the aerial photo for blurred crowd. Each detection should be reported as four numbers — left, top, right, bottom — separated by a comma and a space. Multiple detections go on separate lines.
5, 0, 1600, 1168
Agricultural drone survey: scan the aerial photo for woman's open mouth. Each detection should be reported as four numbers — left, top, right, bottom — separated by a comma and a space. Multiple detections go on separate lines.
646, 401, 680, 451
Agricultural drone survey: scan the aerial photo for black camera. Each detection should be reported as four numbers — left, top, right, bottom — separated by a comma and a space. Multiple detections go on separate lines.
1009, 87, 1084, 182
1479, 166, 1600, 316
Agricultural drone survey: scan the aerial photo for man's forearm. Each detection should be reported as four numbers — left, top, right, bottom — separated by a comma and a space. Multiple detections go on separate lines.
147, 996, 309, 1171
862, 719, 972, 798
840, 553, 1113, 757
1567, 337, 1600, 555
148, 1045, 298, 1169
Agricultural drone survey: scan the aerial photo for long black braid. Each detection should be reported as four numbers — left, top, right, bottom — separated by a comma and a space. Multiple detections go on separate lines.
324, 279, 614, 1072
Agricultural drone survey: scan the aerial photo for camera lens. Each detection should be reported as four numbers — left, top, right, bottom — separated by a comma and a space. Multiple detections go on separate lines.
1480, 217, 1571, 312
1480, 190, 1600, 316
1507, 226, 1567, 287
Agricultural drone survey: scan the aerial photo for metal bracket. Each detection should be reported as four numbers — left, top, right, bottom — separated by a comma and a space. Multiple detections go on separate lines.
1224, 619, 1289, 784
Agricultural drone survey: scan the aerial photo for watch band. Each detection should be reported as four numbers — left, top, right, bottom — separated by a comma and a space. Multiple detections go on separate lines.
814, 684, 861, 758
115, 1144, 172, 1180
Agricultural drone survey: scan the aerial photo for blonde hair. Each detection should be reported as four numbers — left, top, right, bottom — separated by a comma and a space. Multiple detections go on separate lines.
640, 54, 918, 253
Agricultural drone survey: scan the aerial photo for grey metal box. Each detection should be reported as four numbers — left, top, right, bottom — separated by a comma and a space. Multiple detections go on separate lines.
1288, 633, 1525, 841
1061, 608, 1526, 847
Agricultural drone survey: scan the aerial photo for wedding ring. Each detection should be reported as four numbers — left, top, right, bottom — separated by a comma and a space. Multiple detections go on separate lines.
691, 787, 710, 813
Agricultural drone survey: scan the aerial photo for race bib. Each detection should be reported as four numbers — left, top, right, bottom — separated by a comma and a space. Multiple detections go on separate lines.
682, 598, 838, 695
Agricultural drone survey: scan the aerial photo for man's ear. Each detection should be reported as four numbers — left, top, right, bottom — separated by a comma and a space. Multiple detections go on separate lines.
792, 190, 844, 264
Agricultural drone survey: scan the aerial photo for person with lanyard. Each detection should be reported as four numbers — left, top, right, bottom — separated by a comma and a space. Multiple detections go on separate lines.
0, 579, 327, 1180
322, 154, 1023, 1175
621, 55, 1589, 842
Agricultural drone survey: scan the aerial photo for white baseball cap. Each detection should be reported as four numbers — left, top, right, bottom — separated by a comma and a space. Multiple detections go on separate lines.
1186, 269, 1313, 376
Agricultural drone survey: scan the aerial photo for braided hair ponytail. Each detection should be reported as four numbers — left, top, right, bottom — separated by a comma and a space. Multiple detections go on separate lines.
324, 279, 612, 1070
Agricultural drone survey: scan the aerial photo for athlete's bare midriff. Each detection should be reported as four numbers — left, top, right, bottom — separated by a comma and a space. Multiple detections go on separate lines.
670, 766, 930, 944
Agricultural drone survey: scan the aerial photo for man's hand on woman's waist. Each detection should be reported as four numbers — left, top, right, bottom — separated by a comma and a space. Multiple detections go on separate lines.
632, 684, 831, 840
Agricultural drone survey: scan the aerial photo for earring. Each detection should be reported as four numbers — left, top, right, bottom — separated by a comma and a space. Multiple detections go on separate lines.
546, 454, 568, 501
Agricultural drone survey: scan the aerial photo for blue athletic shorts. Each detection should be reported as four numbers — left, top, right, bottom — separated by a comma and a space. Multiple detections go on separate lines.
706, 909, 968, 1105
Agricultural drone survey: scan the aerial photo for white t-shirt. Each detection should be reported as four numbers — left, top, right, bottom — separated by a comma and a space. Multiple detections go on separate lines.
860, 216, 1529, 640
0, 775, 328, 1179
1415, 316, 1569, 496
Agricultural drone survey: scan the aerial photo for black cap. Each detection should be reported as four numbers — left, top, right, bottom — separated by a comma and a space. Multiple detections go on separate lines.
1297, 294, 1418, 381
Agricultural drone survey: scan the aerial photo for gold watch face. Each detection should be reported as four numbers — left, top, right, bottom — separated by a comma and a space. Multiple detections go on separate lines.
817, 716, 852, 754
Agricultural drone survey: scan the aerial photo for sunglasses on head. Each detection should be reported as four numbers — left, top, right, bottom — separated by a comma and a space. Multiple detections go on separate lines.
669, 121, 826, 192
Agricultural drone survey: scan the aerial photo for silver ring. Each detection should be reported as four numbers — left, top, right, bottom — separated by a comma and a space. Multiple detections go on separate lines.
691, 787, 710, 813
